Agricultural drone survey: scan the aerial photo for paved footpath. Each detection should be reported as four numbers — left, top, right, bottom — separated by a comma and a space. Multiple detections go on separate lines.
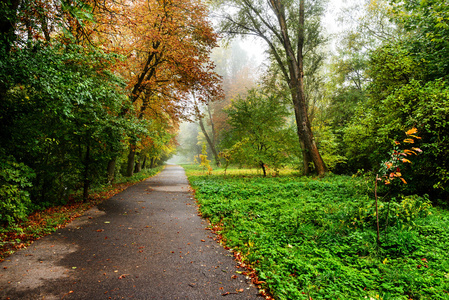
0, 165, 261, 300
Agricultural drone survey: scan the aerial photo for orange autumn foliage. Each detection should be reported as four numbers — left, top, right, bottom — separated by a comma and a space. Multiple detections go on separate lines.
87, 0, 222, 123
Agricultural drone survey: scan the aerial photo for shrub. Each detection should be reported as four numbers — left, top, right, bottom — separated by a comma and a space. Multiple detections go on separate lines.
0, 157, 35, 226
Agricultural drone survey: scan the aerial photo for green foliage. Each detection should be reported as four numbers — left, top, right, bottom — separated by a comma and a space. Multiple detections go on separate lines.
344, 76, 449, 198
0, 157, 35, 225
390, 0, 449, 81
337, 2, 449, 201
186, 166, 449, 299
221, 88, 297, 174
312, 124, 347, 171
0, 42, 136, 205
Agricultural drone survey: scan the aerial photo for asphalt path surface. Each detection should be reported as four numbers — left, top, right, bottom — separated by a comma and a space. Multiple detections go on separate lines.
0, 165, 261, 299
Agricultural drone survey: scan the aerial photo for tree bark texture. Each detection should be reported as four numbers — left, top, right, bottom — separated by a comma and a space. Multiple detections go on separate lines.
270, 0, 327, 176
198, 117, 220, 167
134, 154, 142, 173
107, 158, 116, 184
150, 157, 156, 169
126, 144, 136, 177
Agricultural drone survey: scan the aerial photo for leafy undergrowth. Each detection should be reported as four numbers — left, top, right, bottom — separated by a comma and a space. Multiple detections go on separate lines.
185, 165, 449, 300
0, 166, 163, 262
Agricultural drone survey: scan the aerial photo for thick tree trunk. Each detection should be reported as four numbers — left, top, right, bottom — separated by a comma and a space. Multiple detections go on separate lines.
126, 145, 136, 177
150, 157, 156, 169
198, 117, 220, 167
299, 137, 311, 175
260, 162, 266, 177
142, 156, 147, 169
107, 158, 116, 184
273, 0, 327, 176
134, 154, 141, 173
206, 102, 220, 167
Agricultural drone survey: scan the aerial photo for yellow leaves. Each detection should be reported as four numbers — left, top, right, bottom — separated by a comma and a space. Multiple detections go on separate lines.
401, 158, 411, 163
403, 138, 415, 144
405, 127, 421, 141
400, 178, 407, 184
405, 127, 418, 136
403, 149, 417, 155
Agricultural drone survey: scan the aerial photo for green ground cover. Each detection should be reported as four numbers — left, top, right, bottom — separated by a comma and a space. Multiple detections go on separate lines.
185, 165, 449, 300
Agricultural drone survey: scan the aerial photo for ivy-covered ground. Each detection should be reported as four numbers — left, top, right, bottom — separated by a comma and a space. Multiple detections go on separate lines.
185, 165, 449, 300
0, 167, 163, 262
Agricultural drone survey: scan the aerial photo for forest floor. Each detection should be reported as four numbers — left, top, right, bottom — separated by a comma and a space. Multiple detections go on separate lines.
0, 165, 260, 299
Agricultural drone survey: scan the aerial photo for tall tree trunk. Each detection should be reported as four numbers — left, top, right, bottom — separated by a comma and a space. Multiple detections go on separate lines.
260, 161, 266, 177
150, 157, 156, 169
126, 144, 136, 177
107, 157, 116, 184
273, 0, 327, 176
193, 92, 220, 167
198, 117, 220, 167
142, 156, 147, 169
299, 137, 312, 175
206, 102, 220, 167
134, 154, 141, 173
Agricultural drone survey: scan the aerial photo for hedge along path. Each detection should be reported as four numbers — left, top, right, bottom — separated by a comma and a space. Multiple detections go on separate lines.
0, 165, 260, 299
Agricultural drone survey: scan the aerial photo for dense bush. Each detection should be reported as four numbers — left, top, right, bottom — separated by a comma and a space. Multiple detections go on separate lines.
0, 157, 34, 225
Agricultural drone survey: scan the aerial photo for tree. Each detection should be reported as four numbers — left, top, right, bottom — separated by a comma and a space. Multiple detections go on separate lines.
209, 40, 257, 150
215, 0, 328, 176
0, 42, 133, 203
95, 0, 223, 176
339, 0, 449, 200
194, 95, 221, 166
389, 0, 449, 81
222, 88, 297, 176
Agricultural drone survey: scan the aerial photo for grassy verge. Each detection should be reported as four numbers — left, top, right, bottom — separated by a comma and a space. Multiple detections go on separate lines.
184, 165, 449, 300
0, 166, 163, 262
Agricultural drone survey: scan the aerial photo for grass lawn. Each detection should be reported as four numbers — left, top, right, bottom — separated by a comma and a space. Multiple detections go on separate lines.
185, 165, 449, 300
